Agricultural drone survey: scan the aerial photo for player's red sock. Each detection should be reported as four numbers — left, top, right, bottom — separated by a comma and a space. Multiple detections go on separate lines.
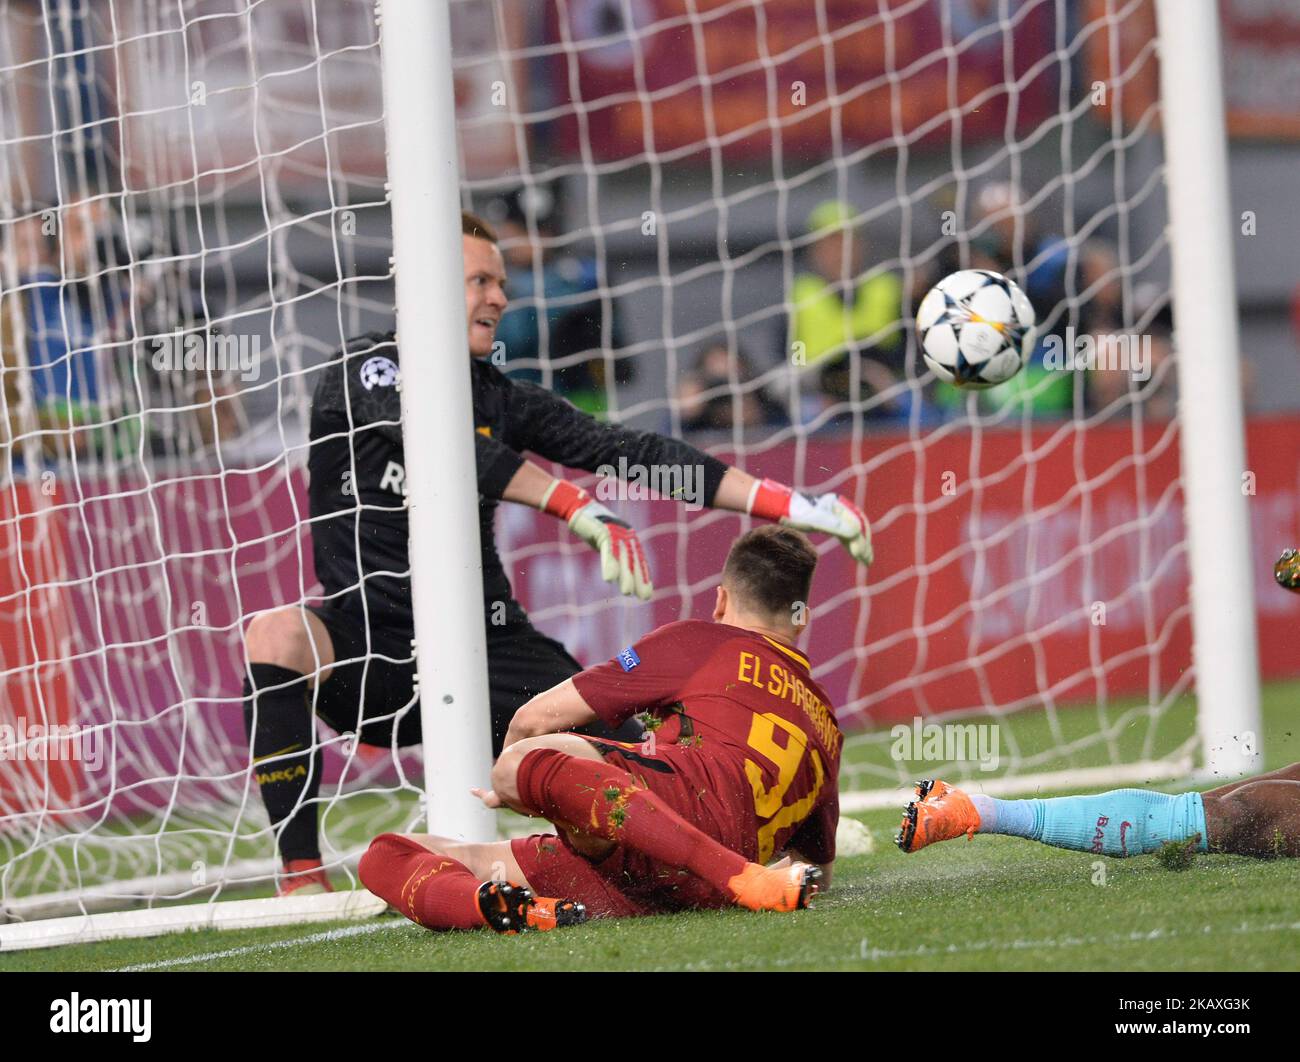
358, 833, 486, 930
515, 749, 748, 895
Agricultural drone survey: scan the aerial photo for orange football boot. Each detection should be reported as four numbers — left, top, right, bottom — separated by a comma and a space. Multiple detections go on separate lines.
277, 858, 334, 896
895, 779, 982, 853
477, 881, 588, 934
524, 894, 588, 931
726, 861, 821, 912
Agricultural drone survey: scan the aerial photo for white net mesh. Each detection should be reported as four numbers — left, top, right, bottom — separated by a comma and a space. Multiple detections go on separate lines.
0, 0, 1208, 918
0, 0, 404, 912
475, 0, 1197, 800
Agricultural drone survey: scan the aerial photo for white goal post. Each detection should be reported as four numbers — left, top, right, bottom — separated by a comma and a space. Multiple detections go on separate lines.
379, 0, 496, 842
0, 0, 1267, 952
1155, 0, 1260, 783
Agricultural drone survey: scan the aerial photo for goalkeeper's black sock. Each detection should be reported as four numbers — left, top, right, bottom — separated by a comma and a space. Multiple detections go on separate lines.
242, 663, 322, 863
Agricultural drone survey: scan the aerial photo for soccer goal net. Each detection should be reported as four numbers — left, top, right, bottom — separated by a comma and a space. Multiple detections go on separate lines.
0, 0, 1261, 935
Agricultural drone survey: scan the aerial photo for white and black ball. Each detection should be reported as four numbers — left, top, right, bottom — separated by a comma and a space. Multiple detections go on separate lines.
916, 269, 1036, 390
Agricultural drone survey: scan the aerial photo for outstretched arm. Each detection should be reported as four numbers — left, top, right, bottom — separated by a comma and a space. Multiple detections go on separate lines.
506, 381, 874, 568
713, 467, 873, 567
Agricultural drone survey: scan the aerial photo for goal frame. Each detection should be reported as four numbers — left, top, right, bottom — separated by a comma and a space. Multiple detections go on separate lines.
0, 0, 1264, 953
1153, 0, 1261, 783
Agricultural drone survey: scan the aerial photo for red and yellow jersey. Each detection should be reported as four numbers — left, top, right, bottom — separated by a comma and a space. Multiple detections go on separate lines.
571, 619, 842, 865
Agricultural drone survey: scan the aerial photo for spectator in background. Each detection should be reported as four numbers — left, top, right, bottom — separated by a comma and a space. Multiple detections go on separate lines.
1, 198, 240, 467
675, 340, 786, 433
969, 181, 1073, 415
1086, 290, 1177, 419
785, 199, 908, 421
1, 197, 135, 463
486, 185, 631, 417
972, 182, 1070, 310
122, 220, 243, 460
1086, 282, 1256, 420
1077, 238, 1125, 336
1292, 280, 1300, 355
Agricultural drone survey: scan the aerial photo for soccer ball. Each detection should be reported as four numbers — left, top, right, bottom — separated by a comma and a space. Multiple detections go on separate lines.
916, 269, 1036, 389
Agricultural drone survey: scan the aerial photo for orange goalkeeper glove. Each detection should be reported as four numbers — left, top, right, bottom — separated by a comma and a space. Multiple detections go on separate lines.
540, 479, 653, 601
747, 478, 873, 567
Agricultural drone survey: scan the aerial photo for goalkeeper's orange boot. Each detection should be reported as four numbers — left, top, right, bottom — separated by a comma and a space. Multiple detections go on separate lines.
726, 862, 821, 913
896, 779, 981, 853
277, 858, 334, 897
476, 881, 588, 934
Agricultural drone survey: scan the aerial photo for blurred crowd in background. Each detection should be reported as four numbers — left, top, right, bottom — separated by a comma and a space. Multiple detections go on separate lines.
0, 170, 1248, 469
2, 158, 1268, 467
1, 197, 244, 466
1, 0, 1293, 475
472, 177, 1191, 437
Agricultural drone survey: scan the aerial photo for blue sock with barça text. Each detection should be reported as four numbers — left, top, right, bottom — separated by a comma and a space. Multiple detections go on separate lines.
970, 789, 1208, 857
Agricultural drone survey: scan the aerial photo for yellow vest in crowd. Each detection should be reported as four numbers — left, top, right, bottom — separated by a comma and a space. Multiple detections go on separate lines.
790, 270, 903, 365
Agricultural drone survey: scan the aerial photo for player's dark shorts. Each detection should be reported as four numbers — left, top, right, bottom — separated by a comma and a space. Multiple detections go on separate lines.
305, 605, 639, 756
510, 737, 748, 918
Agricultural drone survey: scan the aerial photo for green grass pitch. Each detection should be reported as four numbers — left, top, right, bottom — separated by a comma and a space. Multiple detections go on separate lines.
5, 684, 1299, 973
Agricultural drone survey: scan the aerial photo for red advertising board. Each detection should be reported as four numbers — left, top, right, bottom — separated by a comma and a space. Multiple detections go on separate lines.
3, 416, 1296, 816
0, 485, 78, 811
504, 416, 1300, 728
545, 0, 1060, 161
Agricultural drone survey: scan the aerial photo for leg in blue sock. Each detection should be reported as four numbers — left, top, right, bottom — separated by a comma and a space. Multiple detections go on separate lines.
970, 789, 1209, 857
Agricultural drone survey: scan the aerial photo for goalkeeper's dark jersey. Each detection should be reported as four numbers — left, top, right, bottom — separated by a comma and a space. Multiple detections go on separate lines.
307, 331, 728, 631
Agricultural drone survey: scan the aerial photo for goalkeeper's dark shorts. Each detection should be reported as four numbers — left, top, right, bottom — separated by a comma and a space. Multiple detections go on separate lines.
306, 604, 638, 757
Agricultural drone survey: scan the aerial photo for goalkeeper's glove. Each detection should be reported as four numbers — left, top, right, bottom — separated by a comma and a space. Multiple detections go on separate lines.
747, 478, 873, 567
540, 479, 653, 600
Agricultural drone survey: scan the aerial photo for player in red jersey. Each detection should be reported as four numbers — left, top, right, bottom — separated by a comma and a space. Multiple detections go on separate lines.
357, 525, 842, 931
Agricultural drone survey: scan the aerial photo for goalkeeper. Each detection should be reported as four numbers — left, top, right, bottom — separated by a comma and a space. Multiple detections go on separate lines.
242, 211, 872, 894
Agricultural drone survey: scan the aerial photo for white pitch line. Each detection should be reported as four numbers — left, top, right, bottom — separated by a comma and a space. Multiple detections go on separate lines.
647, 919, 1300, 972
114, 919, 410, 971
115, 916, 1300, 973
